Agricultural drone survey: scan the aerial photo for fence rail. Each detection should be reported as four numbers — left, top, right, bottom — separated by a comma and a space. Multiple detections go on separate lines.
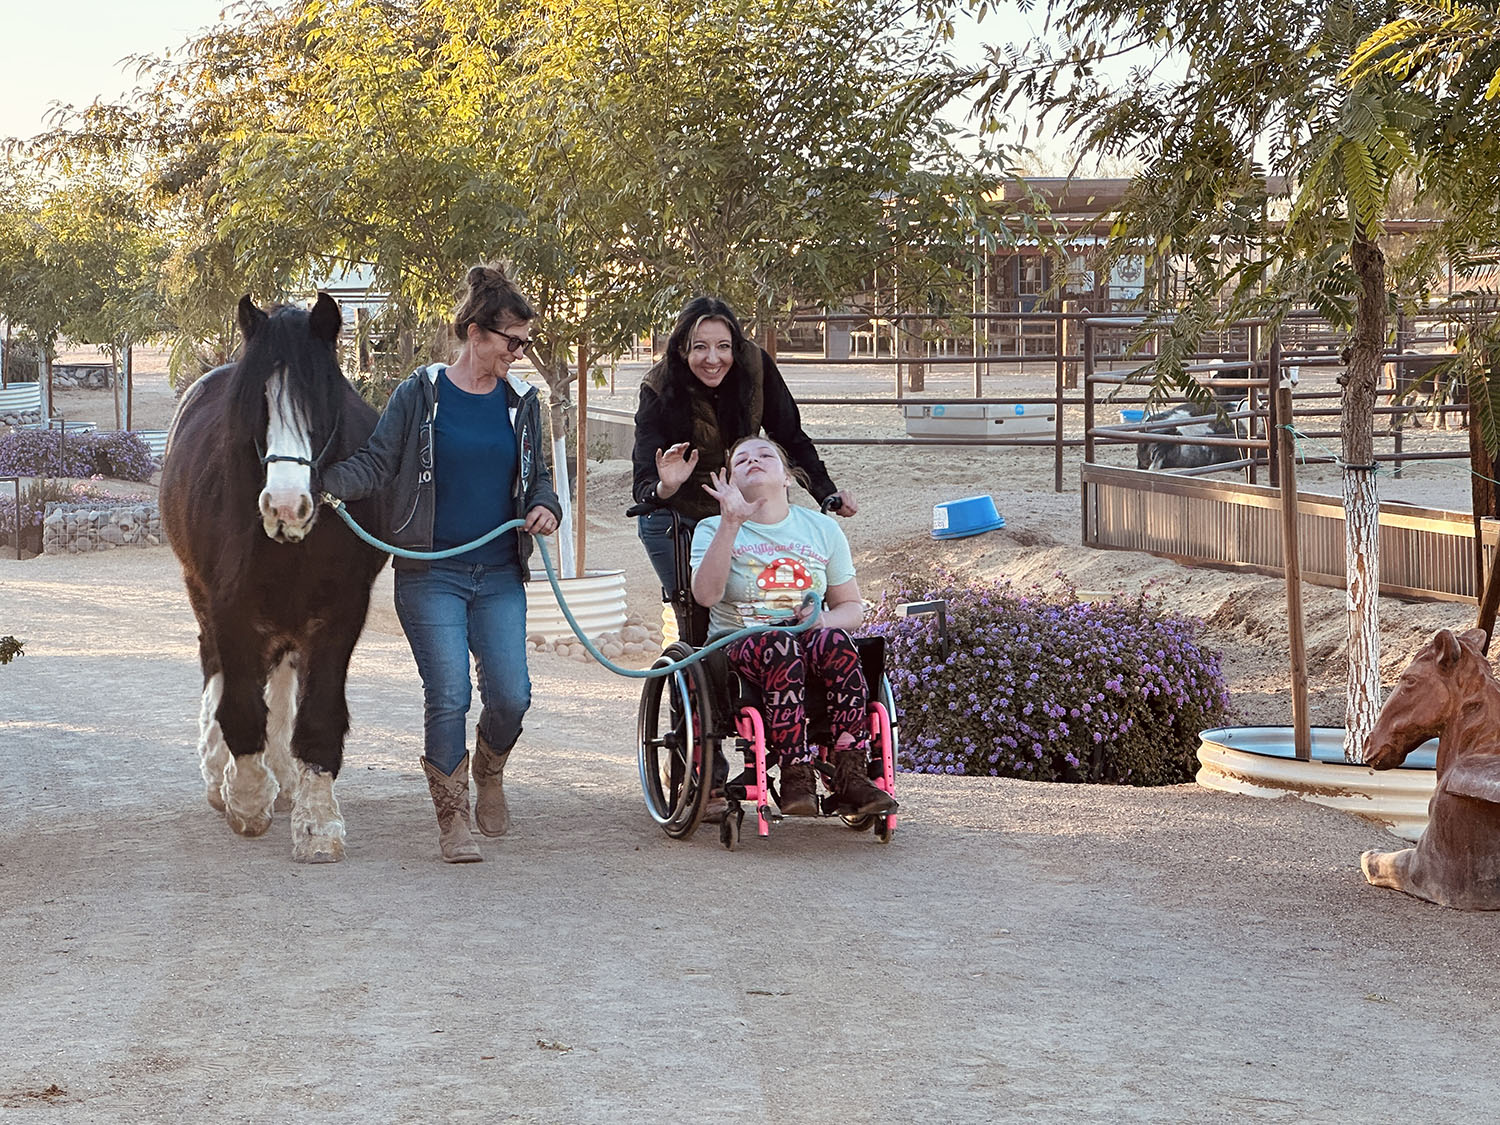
1081, 463, 1498, 603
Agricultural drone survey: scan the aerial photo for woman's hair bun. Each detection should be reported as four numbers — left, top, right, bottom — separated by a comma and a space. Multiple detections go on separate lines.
467, 265, 492, 288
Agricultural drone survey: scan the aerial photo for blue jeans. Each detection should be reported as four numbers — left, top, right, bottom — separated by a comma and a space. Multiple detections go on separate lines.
394, 560, 531, 775
636, 509, 697, 598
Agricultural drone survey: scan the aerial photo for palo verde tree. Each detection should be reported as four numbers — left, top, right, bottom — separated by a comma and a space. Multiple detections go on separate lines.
973, 0, 1420, 760
1349, 1, 1500, 640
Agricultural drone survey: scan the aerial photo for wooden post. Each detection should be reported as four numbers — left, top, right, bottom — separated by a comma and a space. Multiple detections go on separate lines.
124, 343, 133, 431
1053, 309, 1065, 494
1276, 372, 1311, 761
574, 339, 588, 577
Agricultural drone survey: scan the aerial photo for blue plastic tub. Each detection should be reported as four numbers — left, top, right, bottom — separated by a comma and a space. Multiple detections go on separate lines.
1119, 408, 1146, 424
932, 495, 1005, 540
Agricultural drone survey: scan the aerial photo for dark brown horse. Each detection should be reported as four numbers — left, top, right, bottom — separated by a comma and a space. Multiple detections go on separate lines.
160, 294, 387, 862
1361, 627, 1500, 909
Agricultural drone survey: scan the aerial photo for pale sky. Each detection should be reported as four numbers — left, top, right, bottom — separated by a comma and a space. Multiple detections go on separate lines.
1, 1, 231, 141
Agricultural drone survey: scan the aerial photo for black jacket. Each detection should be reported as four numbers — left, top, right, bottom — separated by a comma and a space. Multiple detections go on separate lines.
631, 347, 836, 520
321, 365, 562, 574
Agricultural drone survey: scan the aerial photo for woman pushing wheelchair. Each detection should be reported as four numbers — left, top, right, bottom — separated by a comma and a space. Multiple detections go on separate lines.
690, 436, 897, 819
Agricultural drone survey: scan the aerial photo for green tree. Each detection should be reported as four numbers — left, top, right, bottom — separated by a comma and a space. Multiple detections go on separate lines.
973, 0, 1419, 758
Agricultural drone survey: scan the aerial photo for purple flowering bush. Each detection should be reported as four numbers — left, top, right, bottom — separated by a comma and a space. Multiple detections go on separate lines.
867, 569, 1230, 786
0, 429, 157, 482
0, 429, 93, 478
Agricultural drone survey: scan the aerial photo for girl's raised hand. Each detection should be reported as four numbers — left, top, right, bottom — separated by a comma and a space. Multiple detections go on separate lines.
703, 467, 765, 525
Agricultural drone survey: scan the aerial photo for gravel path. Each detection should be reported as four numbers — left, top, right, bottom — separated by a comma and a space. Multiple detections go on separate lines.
4, 547, 1500, 1123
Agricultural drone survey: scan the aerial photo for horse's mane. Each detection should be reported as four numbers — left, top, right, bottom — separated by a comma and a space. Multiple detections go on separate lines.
227, 303, 351, 458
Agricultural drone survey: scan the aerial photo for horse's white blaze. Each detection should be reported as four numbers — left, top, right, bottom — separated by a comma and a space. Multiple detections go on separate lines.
290, 761, 345, 864
264, 655, 300, 812
223, 751, 276, 838
198, 673, 229, 813
259, 365, 316, 541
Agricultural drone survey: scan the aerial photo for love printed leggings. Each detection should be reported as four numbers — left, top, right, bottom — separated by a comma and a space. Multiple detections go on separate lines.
725, 627, 869, 767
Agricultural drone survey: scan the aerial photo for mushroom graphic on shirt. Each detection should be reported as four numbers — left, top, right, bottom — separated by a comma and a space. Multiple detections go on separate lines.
754, 556, 815, 620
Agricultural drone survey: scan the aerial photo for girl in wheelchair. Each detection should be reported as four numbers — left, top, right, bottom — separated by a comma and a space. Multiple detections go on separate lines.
689, 436, 898, 819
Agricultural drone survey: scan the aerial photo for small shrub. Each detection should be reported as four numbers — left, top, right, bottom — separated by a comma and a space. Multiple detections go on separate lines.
0, 636, 22, 665
0, 429, 157, 481
866, 569, 1231, 786
82, 431, 157, 482
0, 429, 92, 478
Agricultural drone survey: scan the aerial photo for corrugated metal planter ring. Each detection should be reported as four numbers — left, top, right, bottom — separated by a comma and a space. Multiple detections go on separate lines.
526, 569, 628, 642
1196, 726, 1436, 841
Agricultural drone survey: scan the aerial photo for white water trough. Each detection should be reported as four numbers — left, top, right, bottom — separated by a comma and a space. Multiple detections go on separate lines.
1196, 726, 1437, 841
525, 569, 628, 642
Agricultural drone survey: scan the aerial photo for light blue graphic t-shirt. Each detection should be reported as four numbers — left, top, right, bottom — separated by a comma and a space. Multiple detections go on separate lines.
690, 505, 855, 638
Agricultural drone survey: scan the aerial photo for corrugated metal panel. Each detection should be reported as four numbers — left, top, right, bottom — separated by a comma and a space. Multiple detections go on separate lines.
1081, 464, 1497, 603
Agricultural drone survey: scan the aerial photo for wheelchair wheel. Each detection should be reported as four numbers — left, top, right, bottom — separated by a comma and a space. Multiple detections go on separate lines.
638, 642, 718, 839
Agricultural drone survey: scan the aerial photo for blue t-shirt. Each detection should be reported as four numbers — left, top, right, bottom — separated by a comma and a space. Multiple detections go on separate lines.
690, 506, 856, 637
432, 368, 518, 568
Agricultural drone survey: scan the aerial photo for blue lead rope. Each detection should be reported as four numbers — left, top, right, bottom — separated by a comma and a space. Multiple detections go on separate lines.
322, 495, 819, 679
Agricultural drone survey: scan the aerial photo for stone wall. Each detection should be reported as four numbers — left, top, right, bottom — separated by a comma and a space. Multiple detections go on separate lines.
52, 364, 115, 390
0, 406, 41, 427
42, 501, 163, 554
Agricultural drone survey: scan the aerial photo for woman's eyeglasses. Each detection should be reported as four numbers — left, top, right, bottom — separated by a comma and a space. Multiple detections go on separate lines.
489, 326, 534, 354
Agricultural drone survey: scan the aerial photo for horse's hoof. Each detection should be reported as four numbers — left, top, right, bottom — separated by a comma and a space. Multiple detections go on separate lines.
205, 786, 227, 813
273, 789, 296, 813
225, 807, 273, 837
292, 833, 345, 864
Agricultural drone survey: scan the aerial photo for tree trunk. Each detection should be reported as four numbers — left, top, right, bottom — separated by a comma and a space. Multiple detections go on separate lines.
124, 343, 133, 431
42, 347, 55, 422
111, 343, 123, 431
902, 316, 926, 392
1344, 230, 1385, 763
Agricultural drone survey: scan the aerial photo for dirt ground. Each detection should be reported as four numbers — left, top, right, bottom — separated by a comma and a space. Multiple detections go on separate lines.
3, 353, 1498, 1122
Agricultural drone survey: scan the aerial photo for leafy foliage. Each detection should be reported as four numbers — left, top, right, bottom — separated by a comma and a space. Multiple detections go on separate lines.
0, 636, 22, 665
867, 570, 1229, 785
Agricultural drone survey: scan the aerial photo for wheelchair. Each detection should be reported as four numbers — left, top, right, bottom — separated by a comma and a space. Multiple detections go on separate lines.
627, 498, 899, 850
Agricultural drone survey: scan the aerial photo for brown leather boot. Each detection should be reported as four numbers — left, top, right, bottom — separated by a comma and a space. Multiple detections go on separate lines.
471, 734, 511, 838
422, 756, 482, 863
833, 747, 898, 816
778, 760, 818, 816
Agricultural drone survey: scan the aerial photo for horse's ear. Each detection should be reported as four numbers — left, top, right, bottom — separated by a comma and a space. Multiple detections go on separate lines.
1436, 629, 1463, 670
238, 295, 267, 341
309, 292, 342, 344
1459, 627, 1489, 654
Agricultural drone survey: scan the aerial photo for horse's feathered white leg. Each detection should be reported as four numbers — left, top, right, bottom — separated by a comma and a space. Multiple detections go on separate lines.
264, 655, 300, 813
291, 762, 345, 864
222, 752, 277, 837
198, 673, 230, 813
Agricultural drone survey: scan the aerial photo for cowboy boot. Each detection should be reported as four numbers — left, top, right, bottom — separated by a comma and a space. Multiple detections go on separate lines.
832, 746, 898, 817
778, 759, 819, 817
471, 734, 511, 838
422, 756, 482, 863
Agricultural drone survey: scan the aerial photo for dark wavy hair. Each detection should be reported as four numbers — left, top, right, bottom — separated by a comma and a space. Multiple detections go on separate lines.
452, 261, 535, 341
656, 297, 758, 435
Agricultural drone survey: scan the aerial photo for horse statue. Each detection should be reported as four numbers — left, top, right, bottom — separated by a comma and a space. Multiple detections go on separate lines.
160, 294, 388, 863
1360, 627, 1500, 909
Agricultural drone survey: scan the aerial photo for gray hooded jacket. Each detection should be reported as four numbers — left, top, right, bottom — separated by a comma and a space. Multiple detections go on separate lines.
320, 364, 562, 575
